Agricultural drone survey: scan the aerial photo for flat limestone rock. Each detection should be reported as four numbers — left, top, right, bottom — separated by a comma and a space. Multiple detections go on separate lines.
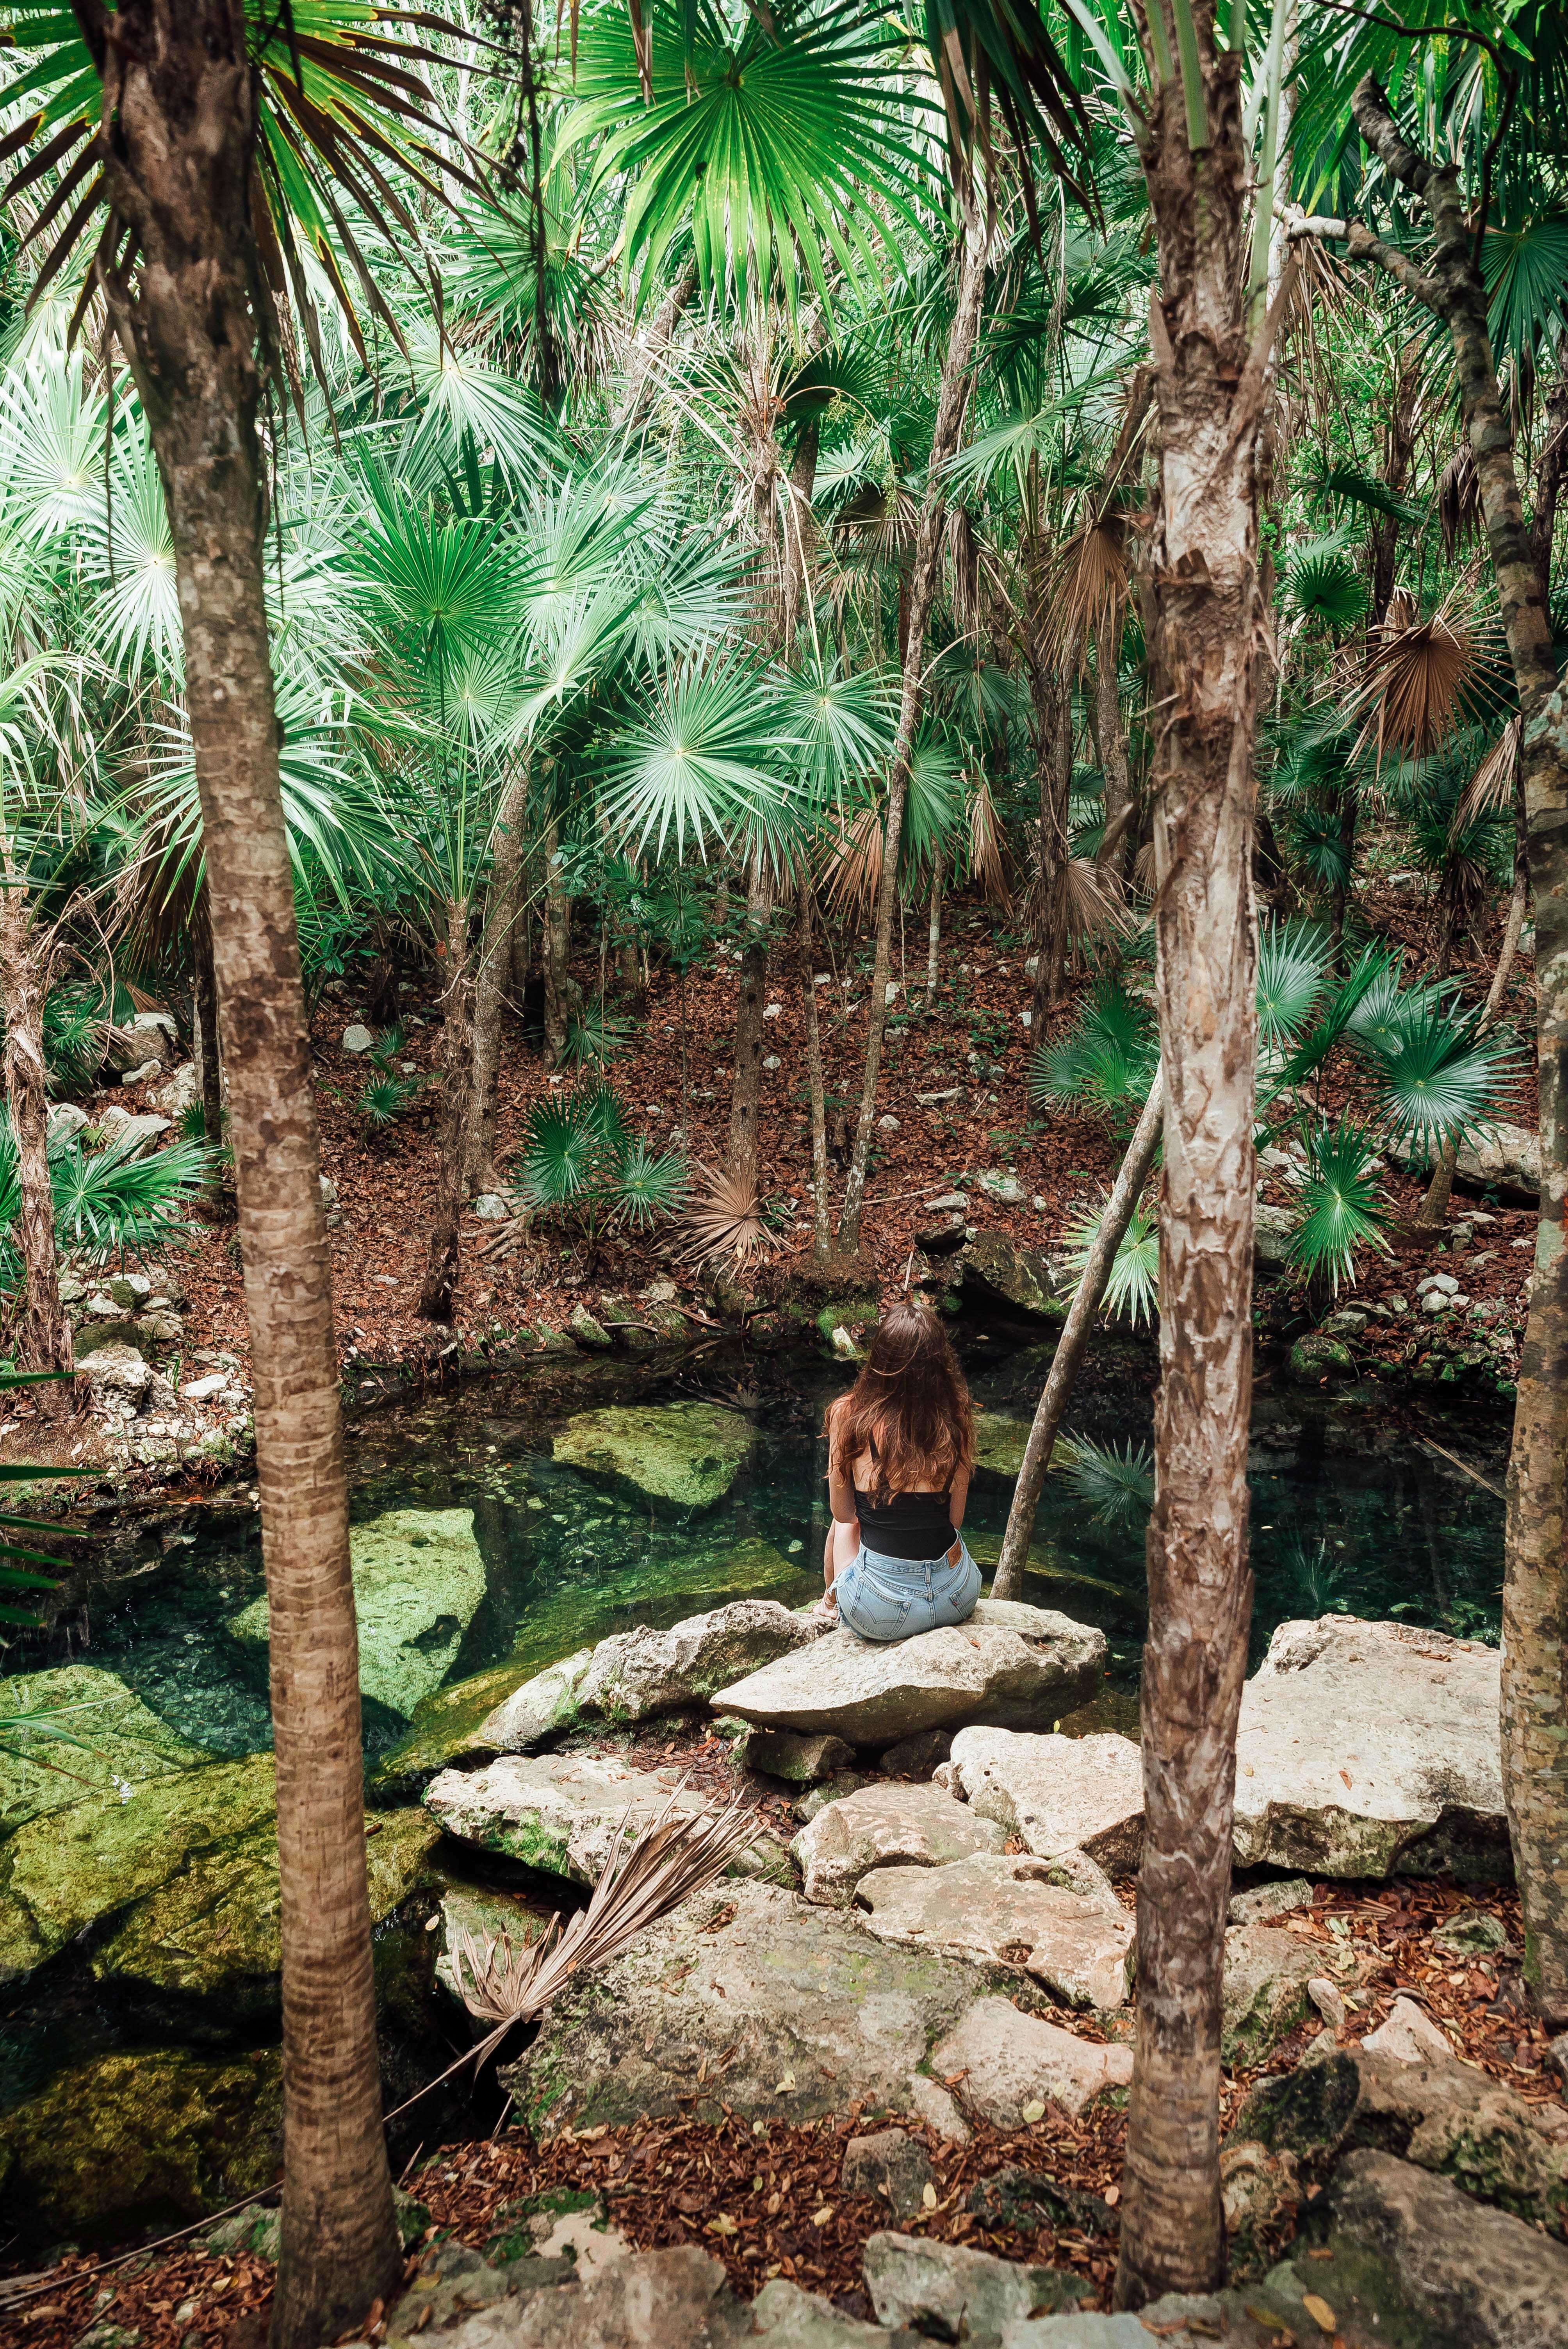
1233, 1617, 1506, 1879
0, 1663, 206, 1830
480, 1650, 595, 1754
553, 1400, 753, 1512
1221, 1923, 1321, 2067
856, 1852, 1133, 2010
712, 1601, 1106, 1748
425, 1752, 708, 1883
949, 1728, 1144, 1875
228, 1506, 487, 1719
577, 1600, 819, 1725
862, 2233, 1092, 2338
930, 1997, 1133, 2125
792, 1782, 1007, 1908
499, 1879, 990, 2134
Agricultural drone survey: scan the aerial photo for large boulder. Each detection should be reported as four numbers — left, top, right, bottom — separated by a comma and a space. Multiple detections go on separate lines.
0, 1663, 206, 1830
1233, 1617, 1506, 1878
954, 1233, 1065, 1323
1446, 1119, 1542, 1205
1323, 2149, 1568, 2345
0, 2047, 283, 2244
498, 1879, 992, 2134
928, 1996, 1133, 2124
855, 1851, 1133, 2011
424, 1752, 716, 1883
862, 2234, 1092, 2337
1220, 1922, 1322, 2067
574, 1600, 819, 1725
711, 1600, 1107, 1749
552, 1400, 753, 1512
479, 1649, 595, 1754
948, 1727, 1144, 1875
791, 1782, 1007, 1907
228, 1506, 486, 1718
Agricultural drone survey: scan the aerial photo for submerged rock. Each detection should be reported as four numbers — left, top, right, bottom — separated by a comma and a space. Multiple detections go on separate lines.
1233, 1616, 1506, 1878
228, 1506, 487, 1719
948, 1726, 1144, 1875
972, 1413, 1032, 1477
0, 1663, 206, 1830
499, 1879, 989, 2133
0, 2046, 283, 2242
712, 1600, 1106, 1748
552, 1400, 753, 1512
856, 1850, 1134, 2011
792, 1782, 1007, 1907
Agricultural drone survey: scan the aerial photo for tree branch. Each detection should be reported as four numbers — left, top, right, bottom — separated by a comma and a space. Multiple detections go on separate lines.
1286, 210, 1444, 311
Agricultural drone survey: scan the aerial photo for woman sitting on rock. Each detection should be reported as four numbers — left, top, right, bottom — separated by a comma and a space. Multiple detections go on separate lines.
818, 1300, 982, 1641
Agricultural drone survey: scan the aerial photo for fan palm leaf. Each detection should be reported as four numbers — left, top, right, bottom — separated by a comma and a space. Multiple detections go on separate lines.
1062, 1192, 1159, 1327
1053, 1432, 1155, 1529
1366, 1007, 1520, 1153
599, 656, 789, 860
1286, 1119, 1391, 1294
1030, 978, 1156, 1115
1255, 918, 1332, 1050
1348, 586, 1502, 768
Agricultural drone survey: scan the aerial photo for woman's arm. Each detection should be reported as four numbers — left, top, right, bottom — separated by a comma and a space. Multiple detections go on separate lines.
825, 1399, 859, 1526
948, 1461, 971, 1531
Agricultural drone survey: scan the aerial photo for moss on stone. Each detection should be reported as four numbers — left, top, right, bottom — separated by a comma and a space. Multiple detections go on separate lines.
0, 1664, 208, 1833
553, 1400, 753, 1512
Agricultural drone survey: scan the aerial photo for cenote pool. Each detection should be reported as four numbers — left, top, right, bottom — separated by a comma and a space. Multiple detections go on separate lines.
0, 1327, 1513, 2247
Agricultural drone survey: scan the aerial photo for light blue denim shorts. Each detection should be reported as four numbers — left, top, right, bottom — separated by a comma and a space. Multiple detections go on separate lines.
834, 1538, 982, 1644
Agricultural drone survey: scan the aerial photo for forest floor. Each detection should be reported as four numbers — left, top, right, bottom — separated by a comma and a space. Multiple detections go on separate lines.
0, 1873, 1555, 2347
2, 866, 1542, 1477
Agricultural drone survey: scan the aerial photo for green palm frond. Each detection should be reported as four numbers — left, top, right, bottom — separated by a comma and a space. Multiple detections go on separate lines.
1284, 535, 1368, 634
1286, 1119, 1392, 1293
563, 0, 937, 318
1298, 461, 1427, 530
599, 656, 790, 860
1481, 211, 1568, 364
1281, 801, 1352, 895
1366, 1008, 1520, 1152
358, 1073, 420, 1127
562, 1008, 635, 1066
609, 1138, 690, 1229
1030, 980, 1156, 1116
1053, 1432, 1154, 1529
0, 1125, 214, 1289
1255, 919, 1332, 1051
1062, 1192, 1159, 1328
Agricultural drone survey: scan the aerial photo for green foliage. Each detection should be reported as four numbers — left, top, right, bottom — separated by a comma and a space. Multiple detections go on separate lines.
1030, 980, 1156, 1117
1284, 535, 1368, 633
358, 1075, 421, 1130
511, 1081, 686, 1237
561, 1007, 636, 1067
0, 1365, 92, 1634
1255, 920, 1332, 1051
1286, 1119, 1392, 1292
1062, 1192, 1159, 1328
0, 1125, 214, 1292
1363, 1004, 1520, 1153
1054, 1433, 1155, 1529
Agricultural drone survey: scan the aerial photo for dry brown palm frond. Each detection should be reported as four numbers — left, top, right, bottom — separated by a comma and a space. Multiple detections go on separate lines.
822, 804, 885, 924
832, 480, 917, 566
676, 1164, 779, 1269
387, 1788, 759, 2121
1024, 852, 1133, 952
946, 506, 982, 635
1438, 442, 1481, 559
1348, 585, 1502, 768
1047, 513, 1129, 664
967, 779, 1011, 909
1457, 715, 1520, 830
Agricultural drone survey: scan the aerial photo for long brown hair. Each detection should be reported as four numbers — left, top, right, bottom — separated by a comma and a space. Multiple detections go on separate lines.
827, 1302, 974, 1499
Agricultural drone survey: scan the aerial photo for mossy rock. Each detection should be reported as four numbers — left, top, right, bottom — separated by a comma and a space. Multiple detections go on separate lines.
972, 1411, 1032, 1477
227, 1507, 487, 1719
0, 1664, 209, 1832
1287, 1332, 1356, 1385
552, 1401, 753, 1512
0, 2046, 283, 2243
814, 1299, 880, 1361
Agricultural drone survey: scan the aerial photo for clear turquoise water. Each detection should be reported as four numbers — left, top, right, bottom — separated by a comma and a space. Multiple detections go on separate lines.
9, 1333, 1510, 1764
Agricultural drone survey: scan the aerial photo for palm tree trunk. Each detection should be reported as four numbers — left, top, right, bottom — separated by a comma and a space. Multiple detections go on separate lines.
1531, 361, 1568, 601
992, 1070, 1164, 1601
421, 895, 473, 1322
615, 261, 698, 435
1115, 43, 1265, 2310
1324, 76, 1568, 2025
926, 851, 943, 996
1417, 846, 1528, 1229
726, 855, 770, 1203
799, 889, 832, 1260
1095, 604, 1130, 879
542, 819, 573, 1065
837, 214, 989, 1253
466, 770, 529, 1194
86, 20, 401, 2341
0, 867, 71, 1380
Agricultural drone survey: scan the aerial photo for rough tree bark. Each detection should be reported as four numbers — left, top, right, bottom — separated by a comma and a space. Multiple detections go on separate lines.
192, 907, 225, 1159
992, 1071, 1164, 1601
1298, 71, 1568, 2021
465, 768, 529, 1194
1115, 28, 1268, 2308
1094, 603, 1132, 879
420, 895, 474, 1321
78, 9, 401, 2338
798, 890, 832, 1260
781, 415, 821, 661
0, 864, 71, 1379
725, 856, 770, 1204
837, 213, 989, 1253
541, 819, 574, 1065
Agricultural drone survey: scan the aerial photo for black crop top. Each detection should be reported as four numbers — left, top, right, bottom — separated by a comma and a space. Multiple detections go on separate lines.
851, 1435, 957, 1562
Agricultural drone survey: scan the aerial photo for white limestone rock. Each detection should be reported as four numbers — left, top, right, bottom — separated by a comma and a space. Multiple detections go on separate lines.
949, 1727, 1144, 1875
791, 1782, 1007, 1908
929, 1996, 1133, 2124
856, 1850, 1133, 2010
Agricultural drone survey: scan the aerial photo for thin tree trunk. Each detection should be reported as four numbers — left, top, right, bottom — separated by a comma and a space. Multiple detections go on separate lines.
992, 1070, 1163, 1600
1095, 603, 1131, 879
542, 820, 572, 1065
1531, 364, 1568, 602
86, 10, 401, 2338
781, 417, 821, 660
0, 870, 71, 1380
1316, 76, 1568, 2025
836, 212, 989, 1255
192, 909, 225, 1147
466, 769, 528, 1193
1116, 34, 1265, 2308
1417, 843, 1528, 1228
926, 852, 943, 996
614, 262, 698, 435
726, 854, 769, 1202
420, 895, 473, 1322
799, 890, 832, 1261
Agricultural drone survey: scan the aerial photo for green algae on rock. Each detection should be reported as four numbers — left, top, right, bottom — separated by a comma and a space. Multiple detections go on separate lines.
0, 2046, 283, 2240
0, 1664, 209, 1831
227, 1506, 487, 1718
552, 1400, 752, 1511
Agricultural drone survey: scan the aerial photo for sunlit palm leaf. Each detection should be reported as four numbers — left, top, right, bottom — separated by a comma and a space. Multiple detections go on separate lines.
599, 656, 788, 859
1062, 1192, 1158, 1327
1366, 1007, 1520, 1152
1255, 918, 1331, 1050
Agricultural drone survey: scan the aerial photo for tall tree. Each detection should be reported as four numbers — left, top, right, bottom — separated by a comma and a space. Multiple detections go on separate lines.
1294, 71, 1568, 2022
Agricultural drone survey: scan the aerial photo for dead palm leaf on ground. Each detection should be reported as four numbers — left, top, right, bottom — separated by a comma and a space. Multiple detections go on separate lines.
676, 1164, 778, 1268
389, 1788, 759, 2118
